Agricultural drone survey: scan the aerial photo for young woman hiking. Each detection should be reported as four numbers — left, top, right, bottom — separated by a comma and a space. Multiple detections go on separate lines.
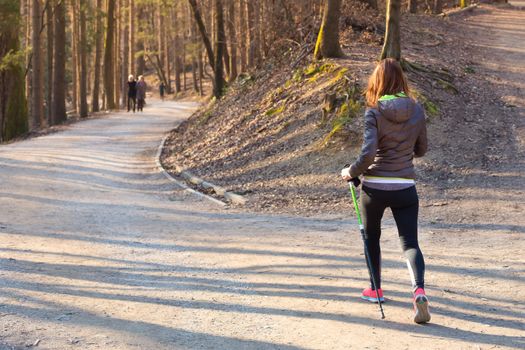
341, 58, 430, 324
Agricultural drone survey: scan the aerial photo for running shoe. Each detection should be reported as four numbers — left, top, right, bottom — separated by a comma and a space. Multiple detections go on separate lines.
413, 288, 431, 324
361, 288, 385, 303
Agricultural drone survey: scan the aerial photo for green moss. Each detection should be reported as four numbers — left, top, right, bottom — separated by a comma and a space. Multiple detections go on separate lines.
464, 66, 475, 74
320, 98, 362, 147
304, 63, 320, 77
292, 69, 303, 82
265, 104, 285, 116
414, 90, 440, 118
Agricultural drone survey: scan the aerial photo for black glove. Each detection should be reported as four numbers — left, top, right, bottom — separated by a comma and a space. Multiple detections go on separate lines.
350, 177, 361, 188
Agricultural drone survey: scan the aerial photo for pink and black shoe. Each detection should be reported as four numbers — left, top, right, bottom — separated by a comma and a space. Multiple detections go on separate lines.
413, 288, 431, 324
361, 288, 385, 303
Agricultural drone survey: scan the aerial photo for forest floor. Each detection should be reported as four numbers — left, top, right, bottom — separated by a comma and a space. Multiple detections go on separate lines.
0, 3, 523, 350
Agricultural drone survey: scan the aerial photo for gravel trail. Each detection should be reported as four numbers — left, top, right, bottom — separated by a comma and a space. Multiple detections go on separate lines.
1, 6, 524, 347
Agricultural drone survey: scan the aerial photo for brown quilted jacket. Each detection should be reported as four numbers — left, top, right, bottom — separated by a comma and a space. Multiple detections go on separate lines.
349, 97, 427, 179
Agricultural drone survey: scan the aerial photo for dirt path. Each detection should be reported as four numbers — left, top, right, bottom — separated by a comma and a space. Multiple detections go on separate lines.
0, 6, 524, 350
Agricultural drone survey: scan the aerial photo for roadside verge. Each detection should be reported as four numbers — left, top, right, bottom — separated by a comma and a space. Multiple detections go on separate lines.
156, 133, 247, 206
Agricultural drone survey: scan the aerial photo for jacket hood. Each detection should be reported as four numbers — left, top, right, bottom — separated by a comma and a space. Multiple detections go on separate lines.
377, 97, 415, 123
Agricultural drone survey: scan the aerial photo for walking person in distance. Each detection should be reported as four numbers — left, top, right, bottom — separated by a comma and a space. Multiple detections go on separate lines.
159, 82, 166, 101
341, 58, 431, 324
127, 75, 137, 113
137, 75, 147, 112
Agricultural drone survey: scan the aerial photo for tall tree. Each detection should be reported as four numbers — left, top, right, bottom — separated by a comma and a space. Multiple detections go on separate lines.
408, 0, 417, 13
0, 0, 29, 141
314, 0, 343, 60
380, 0, 401, 61
52, 0, 67, 124
238, 0, 246, 72
226, 0, 237, 81
121, 0, 129, 108
104, 0, 116, 109
92, 0, 103, 112
71, 0, 79, 113
246, 0, 258, 66
188, 0, 215, 74
433, 0, 443, 14
129, 0, 135, 74
31, 0, 44, 128
46, 0, 54, 122
78, 0, 88, 117
113, 0, 120, 108
213, 0, 225, 98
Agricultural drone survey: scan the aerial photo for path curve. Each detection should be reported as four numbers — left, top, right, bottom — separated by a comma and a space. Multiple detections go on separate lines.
0, 29, 524, 350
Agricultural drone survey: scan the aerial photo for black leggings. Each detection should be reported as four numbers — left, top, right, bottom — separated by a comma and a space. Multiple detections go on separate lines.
361, 185, 425, 291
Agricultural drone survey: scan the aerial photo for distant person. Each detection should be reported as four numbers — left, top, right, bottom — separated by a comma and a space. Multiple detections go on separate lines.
341, 58, 430, 324
159, 82, 166, 101
127, 75, 137, 113
136, 75, 147, 112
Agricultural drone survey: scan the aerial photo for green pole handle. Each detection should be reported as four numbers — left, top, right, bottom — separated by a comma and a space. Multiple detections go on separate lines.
349, 183, 363, 229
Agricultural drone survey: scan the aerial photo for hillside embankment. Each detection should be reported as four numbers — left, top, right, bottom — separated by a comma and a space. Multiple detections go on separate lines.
162, 3, 524, 231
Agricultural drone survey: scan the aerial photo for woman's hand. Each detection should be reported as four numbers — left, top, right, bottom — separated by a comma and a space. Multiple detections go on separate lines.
341, 167, 352, 182
341, 166, 361, 187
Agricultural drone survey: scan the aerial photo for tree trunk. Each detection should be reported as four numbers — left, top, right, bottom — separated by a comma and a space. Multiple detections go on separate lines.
31, 0, 44, 129
79, 0, 88, 117
189, 7, 199, 93
104, 0, 116, 109
433, 0, 443, 14
198, 52, 204, 96
314, 0, 344, 60
72, 0, 79, 114
366, 0, 378, 10
246, 0, 258, 67
0, 0, 29, 141
46, 0, 54, 123
188, 0, 215, 74
213, 0, 225, 98
121, 0, 129, 109
227, 0, 237, 81
409, 0, 417, 13
52, 0, 67, 124
92, 0, 103, 112
129, 0, 135, 74
239, 0, 247, 72
183, 39, 187, 91
113, 0, 120, 108
157, 1, 165, 82
24, 0, 31, 103
380, 0, 401, 61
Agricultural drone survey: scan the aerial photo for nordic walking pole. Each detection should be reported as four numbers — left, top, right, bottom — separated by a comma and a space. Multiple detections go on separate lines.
348, 179, 386, 319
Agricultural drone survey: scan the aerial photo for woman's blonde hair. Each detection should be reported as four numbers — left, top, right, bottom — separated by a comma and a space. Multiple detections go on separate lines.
138, 75, 144, 81
365, 58, 411, 107
128, 74, 134, 82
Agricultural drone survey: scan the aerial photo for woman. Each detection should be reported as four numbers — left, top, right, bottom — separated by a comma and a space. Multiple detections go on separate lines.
136, 75, 147, 112
127, 75, 137, 113
341, 58, 430, 324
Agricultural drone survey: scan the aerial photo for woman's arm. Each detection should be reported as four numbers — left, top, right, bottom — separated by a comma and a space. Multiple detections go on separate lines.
349, 110, 379, 178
